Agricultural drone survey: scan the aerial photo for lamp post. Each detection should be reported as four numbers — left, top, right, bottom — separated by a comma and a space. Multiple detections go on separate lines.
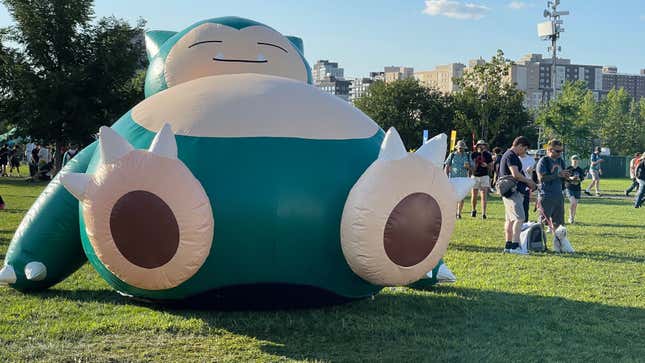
538, 0, 569, 102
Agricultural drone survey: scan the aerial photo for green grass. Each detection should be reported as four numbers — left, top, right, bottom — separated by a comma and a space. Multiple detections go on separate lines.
1, 170, 643, 362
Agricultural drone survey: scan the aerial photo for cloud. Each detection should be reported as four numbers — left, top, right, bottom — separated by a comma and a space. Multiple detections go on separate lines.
508, 1, 530, 9
422, 0, 490, 20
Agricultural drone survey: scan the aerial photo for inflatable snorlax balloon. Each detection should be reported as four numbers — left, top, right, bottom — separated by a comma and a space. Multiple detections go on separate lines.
0, 17, 472, 306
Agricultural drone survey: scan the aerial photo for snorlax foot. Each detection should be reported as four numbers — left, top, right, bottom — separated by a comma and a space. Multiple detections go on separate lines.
340, 128, 474, 286
61, 124, 214, 293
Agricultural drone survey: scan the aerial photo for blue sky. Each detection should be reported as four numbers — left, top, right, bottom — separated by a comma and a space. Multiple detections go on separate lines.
1, 0, 643, 77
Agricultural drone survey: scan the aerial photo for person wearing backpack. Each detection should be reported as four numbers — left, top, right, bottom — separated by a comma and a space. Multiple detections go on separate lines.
633, 154, 645, 209
536, 140, 570, 231
444, 140, 471, 218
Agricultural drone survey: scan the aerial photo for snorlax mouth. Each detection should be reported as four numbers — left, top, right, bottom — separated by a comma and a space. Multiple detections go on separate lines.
212, 58, 268, 63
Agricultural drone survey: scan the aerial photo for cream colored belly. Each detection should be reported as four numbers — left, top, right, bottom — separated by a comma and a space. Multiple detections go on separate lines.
132, 74, 379, 140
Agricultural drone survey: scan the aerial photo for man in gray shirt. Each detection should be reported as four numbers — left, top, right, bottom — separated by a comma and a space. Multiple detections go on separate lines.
536, 139, 570, 230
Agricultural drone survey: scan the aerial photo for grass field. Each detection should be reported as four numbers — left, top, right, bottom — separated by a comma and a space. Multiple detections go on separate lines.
1, 168, 643, 362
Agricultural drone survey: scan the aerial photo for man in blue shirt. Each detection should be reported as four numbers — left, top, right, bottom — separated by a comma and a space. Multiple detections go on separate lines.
499, 136, 537, 254
584, 146, 603, 196
536, 140, 570, 231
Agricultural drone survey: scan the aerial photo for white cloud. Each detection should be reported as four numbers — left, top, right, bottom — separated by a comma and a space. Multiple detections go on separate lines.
508, 1, 530, 9
422, 0, 490, 20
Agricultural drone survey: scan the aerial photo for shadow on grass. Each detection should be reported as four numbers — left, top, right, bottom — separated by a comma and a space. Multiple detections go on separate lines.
34, 286, 645, 361
451, 244, 644, 264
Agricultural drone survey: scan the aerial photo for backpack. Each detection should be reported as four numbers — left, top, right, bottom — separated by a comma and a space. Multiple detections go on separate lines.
519, 222, 547, 252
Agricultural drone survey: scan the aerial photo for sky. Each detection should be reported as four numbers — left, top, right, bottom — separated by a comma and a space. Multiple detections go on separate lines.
1, 0, 643, 77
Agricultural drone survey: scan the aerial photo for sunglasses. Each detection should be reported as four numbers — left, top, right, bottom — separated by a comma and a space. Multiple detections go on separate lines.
551, 148, 564, 154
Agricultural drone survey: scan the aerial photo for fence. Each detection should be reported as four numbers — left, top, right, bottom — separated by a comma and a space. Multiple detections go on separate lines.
569, 155, 630, 178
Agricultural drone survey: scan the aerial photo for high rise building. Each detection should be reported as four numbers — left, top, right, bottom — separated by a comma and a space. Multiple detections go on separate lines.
510, 53, 604, 108
349, 78, 374, 103
601, 67, 645, 100
414, 63, 466, 93
316, 77, 351, 102
312, 60, 345, 82
384, 66, 414, 83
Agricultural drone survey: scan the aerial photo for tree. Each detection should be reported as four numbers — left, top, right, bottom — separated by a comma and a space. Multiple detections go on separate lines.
453, 49, 534, 149
0, 0, 146, 168
354, 79, 453, 149
535, 80, 597, 156
599, 88, 642, 155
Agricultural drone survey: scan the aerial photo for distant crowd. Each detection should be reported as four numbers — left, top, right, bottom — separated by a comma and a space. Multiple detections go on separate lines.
444, 138, 645, 254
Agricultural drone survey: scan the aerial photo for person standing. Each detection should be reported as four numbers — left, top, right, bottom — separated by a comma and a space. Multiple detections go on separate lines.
8, 144, 21, 177
634, 154, 645, 208
565, 155, 585, 224
625, 153, 642, 196
470, 140, 493, 219
0, 144, 8, 177
584, 146, 604, 196
499, 136, 537, 254
62, 144, 79, 167
520, 152, 537, 222
25, 141, 35, 177
491, 146, 503, 191
536, 140, 570, 232
444, 140, 471, 219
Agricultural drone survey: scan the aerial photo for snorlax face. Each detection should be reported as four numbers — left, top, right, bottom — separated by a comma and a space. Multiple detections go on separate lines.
145, 17, 311, 97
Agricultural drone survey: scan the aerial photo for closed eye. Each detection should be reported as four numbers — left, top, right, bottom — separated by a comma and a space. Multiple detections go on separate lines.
257, 42, 288, 53
188, 40, 223, 48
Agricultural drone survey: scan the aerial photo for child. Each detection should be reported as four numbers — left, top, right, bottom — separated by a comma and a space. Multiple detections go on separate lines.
565, 155, 585, 224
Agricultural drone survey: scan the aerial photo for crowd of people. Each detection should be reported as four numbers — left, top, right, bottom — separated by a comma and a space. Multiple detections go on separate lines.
444, 136, 644, 255
0, 141, 79, 210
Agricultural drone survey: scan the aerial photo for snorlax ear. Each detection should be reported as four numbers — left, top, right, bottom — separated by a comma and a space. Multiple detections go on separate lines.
145, 30, 178, 61
286, 36, 304, 55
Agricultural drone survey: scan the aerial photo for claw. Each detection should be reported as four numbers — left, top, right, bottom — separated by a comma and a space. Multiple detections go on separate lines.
416, 133, 448, 167
99, 126, 133, 164
0, 265, 17, 285
378, 127, 408, 161
436, 263, 457, 283
24, 261, 47, 281
60, 172, 92, 201
450, 177, 476, 200
148, 123, 177, 159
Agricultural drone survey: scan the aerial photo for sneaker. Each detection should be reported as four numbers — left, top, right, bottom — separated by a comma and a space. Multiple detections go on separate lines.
625, 190, 629, 196
482, 214, 487, 219
507, 247, 529, 255
568, 216, 574, 224
471, 210, 477, 218
456, 213, 462, 219
583, 190, 591, 196
595, 193, 601, 197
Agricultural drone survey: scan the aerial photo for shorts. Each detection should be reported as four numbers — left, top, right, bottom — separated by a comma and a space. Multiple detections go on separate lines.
589, 169, 600, 180
503, 191, 525, 222
471, 175, 490, 190
566, 189, 581, 200
539, 196, 565, 226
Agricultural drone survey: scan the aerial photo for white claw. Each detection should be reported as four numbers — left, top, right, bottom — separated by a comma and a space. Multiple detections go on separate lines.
148, 123, 177, 159
0, 265, 17, 285
436, 264, 457, 283
416, 133, 448, 167
24, 261, 47, 281
99, 126, 133, 164
378, 127, 408, 161
60, 172, 92, 201
450, 177, 476, 201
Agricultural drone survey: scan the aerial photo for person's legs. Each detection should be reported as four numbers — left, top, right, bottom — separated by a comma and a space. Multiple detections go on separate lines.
503, 192, 527, 254
523, 192, 530, 222
480, 189, 488, 218
457, 200, 464, 218
569, 196, 578, 223
551, 196, 565, 230
471, 187, 478, 216
626, 179, 638, 195
505, 220, 513, 242
635, 179, 645, 208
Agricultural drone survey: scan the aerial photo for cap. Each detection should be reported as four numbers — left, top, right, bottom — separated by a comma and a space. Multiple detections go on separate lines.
571, 155, 580, 160
475, 140, 488, 146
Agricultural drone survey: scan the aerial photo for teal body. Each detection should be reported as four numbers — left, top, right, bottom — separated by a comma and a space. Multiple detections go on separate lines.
80, 114, 384, 300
